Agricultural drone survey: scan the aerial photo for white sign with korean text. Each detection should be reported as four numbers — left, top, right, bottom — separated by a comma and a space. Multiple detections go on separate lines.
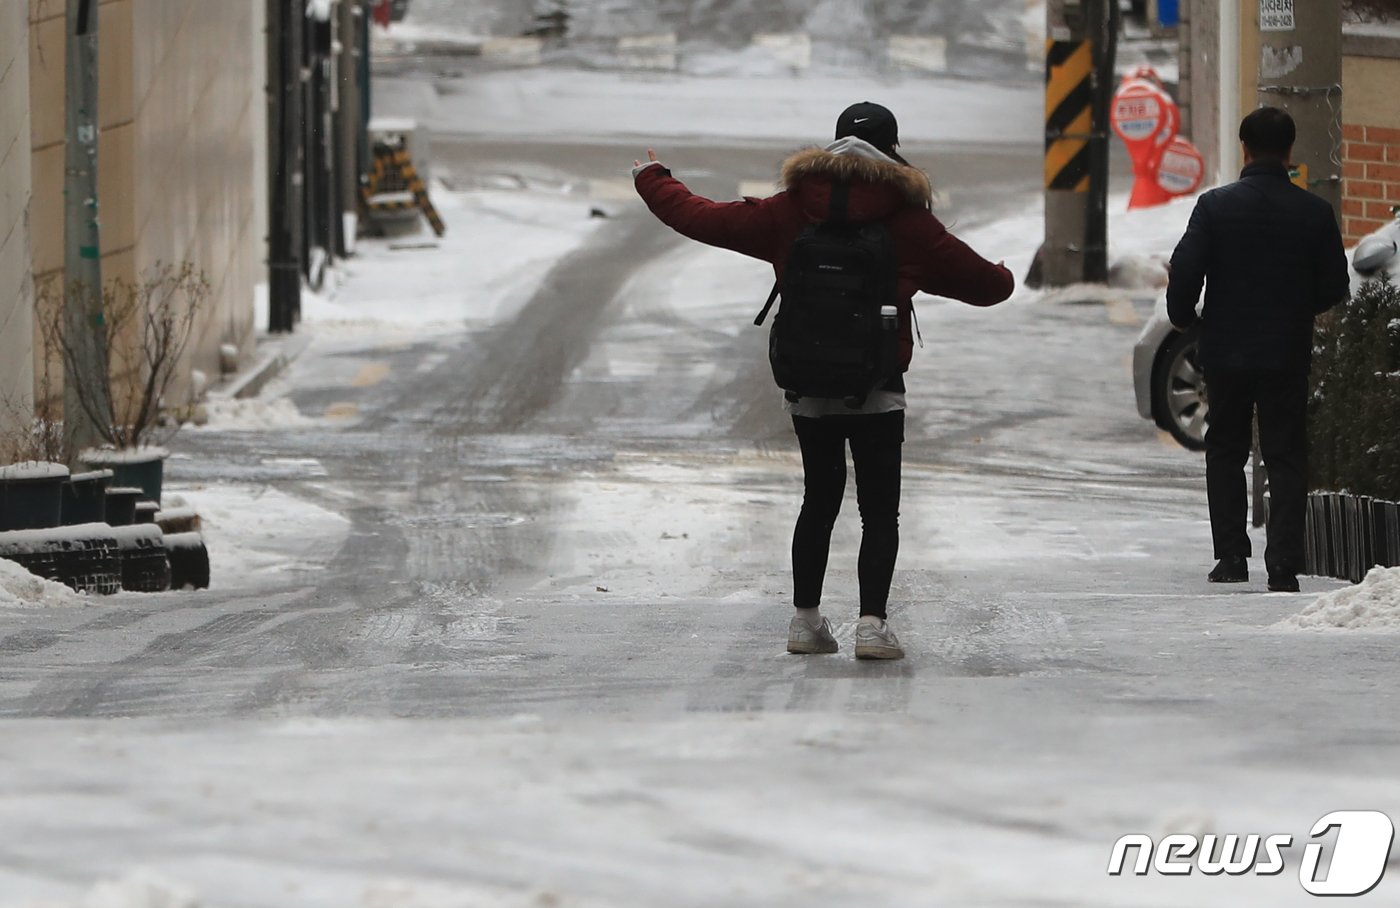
1259, 0, 1295, 31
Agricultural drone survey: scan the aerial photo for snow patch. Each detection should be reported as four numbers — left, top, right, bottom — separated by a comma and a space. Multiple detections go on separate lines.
78, 447, 168, 466
303, 186, 607, 332
168, 484, 351, 587
0, 556, 83, 608
11, 870, 201, 908
0, 461, 69, 481
1279, 566, 1400, 631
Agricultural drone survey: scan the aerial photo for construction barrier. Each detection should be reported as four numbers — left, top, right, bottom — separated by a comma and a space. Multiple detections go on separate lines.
363, 140, 445, 237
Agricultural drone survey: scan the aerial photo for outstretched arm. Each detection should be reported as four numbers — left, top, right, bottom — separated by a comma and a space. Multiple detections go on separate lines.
908, 214, 1014, 306
633, 149, 782, 263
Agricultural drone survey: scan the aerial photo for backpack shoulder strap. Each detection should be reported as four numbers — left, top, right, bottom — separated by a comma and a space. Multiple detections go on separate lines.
754, 180, 851, 327
827, 180, 850, 225
754, 281, 779, 326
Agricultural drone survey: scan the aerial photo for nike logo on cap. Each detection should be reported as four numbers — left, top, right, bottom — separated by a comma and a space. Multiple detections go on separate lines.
853, 117, 870, 124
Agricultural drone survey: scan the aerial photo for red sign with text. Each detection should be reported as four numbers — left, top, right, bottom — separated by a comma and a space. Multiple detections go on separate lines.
1110, 68, 1204, 209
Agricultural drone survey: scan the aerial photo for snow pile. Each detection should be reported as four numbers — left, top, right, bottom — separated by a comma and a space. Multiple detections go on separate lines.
1280, 566, 1400, 631
197, 394, 317, 432
0, 557, 81, 608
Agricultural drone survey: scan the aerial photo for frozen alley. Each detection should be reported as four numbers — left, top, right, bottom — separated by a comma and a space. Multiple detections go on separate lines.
1, 8, 1398, 908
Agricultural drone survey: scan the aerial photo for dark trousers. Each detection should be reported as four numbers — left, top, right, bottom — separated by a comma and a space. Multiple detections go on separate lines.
1204, 369, 1308, 575
791, 411, 903, 619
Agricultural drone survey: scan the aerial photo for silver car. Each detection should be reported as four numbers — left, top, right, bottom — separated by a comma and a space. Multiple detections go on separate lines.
1132, 212, 1400, 450
1132, 302, 1206, 450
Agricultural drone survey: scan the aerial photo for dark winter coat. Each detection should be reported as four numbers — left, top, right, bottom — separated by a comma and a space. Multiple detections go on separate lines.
633, 145, 1015, 373
1166, 160, 1350, 373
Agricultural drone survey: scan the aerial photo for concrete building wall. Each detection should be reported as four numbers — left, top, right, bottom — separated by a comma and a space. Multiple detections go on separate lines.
1179, 0, 1223, 182
28, 0, 261, 411
1341, 37, 1400, 243
127, 0, 260, 394
1, 2, 34, 440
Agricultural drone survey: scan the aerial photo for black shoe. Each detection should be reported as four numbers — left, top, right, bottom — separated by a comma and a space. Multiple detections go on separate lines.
1267, 573, 1300, 592
1208, 555, 1248, 583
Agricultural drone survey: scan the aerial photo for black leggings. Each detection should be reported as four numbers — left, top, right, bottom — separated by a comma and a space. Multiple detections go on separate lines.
791, 411, 904, 619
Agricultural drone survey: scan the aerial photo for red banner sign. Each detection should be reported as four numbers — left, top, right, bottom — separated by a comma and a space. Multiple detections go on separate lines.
1111, 68, 1204, 209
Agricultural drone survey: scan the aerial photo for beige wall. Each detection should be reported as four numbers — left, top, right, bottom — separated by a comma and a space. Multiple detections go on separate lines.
28, 0, 260, 410
1, 1, 34, 436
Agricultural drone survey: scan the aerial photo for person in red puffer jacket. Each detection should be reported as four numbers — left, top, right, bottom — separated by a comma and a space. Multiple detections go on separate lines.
633, 102, 1014, 660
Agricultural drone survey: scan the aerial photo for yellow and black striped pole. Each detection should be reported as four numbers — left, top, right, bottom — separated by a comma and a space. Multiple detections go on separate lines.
1045, 39, 1094, 193
1036, 0, 1116, 288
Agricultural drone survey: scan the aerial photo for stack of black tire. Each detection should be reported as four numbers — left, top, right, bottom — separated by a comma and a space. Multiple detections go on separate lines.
156, 506, 211, 591
0, 463, 210, 595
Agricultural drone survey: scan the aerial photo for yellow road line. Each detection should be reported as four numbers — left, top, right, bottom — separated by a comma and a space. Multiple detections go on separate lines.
351, 362, 391, 388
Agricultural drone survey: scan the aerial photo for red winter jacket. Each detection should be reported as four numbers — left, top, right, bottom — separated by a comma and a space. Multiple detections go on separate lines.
634, 144, 1015, 372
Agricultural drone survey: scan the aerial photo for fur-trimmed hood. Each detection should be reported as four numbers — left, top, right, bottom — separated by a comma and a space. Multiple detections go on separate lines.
780, 137, 933, 215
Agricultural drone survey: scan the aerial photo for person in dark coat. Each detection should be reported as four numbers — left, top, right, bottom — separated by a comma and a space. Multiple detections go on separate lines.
1166, 107, 1350, 591
633, 102, 1013, 658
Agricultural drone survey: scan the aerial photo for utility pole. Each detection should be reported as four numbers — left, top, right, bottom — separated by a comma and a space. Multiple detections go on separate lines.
267, 0, 303, 333
1255, 0, 1343, 219
1035, 0, 1116, 287
337, 0, 364, 257
1085, 0, 1118, 285
306, 2, 334, 285
64, 0, 111, 456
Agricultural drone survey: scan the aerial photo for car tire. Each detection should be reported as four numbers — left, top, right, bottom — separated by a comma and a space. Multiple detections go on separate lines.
1151, 326, 1208, 451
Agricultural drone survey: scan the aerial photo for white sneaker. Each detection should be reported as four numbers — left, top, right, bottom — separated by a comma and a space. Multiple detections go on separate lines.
787, 614, 838, 654
854, 617, 904, 660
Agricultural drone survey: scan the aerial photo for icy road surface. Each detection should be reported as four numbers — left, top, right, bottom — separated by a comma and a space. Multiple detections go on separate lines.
0, 63, 1394, 908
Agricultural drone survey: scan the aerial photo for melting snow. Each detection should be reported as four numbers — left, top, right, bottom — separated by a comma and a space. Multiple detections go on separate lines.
1279, 565, 1400, 631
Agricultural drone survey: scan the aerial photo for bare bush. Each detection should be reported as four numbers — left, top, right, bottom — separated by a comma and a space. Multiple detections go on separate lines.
36, 263, 209, 451
1, 335, 68, 465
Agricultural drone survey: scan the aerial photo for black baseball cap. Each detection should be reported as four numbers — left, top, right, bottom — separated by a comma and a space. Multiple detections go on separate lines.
835, 101, 900, 157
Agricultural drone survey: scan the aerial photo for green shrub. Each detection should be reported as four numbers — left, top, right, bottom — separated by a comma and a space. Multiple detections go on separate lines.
1309, 273, 1400, 500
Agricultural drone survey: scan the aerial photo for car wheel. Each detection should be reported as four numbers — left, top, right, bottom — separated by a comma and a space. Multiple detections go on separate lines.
1152, 327, 1208, 451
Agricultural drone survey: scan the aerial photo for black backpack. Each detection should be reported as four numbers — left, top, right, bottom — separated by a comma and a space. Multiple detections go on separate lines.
754, 181, 900, 408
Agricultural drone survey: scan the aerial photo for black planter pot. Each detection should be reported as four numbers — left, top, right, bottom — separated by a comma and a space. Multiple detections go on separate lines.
79, 447, 168, 506
0, 462, 71, 531
104, 487, 143, 527
61, 470, 113, 526
134, 501, 160, 525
